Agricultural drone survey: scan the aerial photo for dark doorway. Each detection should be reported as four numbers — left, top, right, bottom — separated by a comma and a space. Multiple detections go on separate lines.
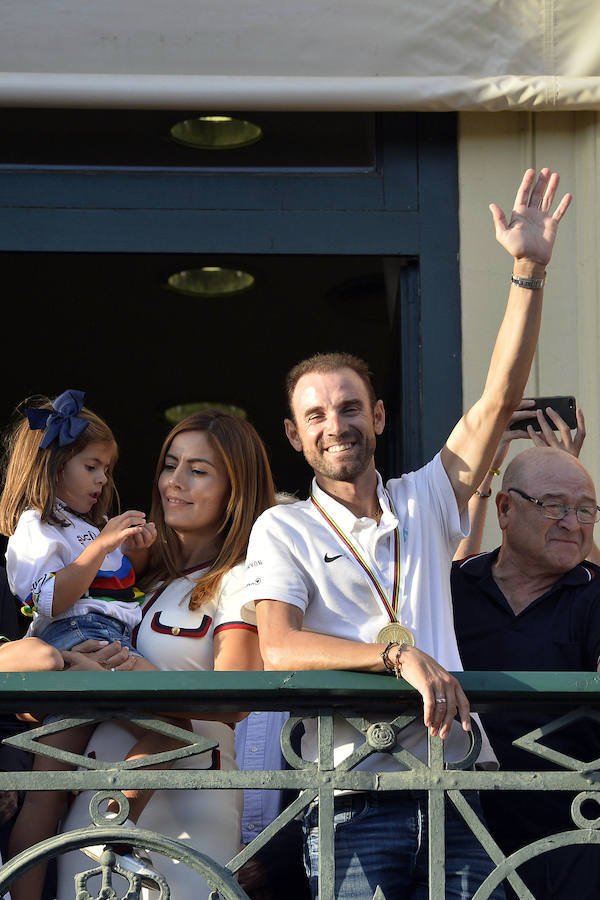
0, 251, 408, 512
0, 111, 461, 502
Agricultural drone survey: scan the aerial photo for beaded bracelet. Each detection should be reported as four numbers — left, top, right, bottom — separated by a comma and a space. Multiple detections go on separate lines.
381, 641, 411, 678
381, 641, 400, 673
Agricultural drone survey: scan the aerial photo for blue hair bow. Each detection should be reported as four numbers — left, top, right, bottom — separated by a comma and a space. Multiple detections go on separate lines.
26, 389, 89, 449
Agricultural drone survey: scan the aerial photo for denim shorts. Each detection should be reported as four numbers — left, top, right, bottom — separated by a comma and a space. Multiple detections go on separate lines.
40, 612, 138, 654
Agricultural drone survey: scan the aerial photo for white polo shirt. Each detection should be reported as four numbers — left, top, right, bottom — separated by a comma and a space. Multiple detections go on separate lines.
245, 452, 496, 770
7, 502, 142, 637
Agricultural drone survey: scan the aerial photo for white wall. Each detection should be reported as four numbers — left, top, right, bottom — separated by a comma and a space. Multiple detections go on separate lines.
458, 111, 600, 552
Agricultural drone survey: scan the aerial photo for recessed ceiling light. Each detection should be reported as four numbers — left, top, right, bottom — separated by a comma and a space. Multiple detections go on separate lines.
170, 116, 262, 150
165, 402, 248, 424
166, 267, 255, 297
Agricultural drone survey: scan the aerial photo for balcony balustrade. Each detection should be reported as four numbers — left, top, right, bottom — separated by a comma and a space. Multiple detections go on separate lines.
0, 670, 598, 900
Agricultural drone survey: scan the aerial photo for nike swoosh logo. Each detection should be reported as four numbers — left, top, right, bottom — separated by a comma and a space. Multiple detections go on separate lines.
324, 553, 343, 563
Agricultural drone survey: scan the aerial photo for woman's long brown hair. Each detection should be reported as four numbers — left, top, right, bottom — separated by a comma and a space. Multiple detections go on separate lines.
138, 410, 275, 609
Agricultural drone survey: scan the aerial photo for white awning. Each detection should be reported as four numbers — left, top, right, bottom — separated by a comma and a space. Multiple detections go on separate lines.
1, 0, 599, 110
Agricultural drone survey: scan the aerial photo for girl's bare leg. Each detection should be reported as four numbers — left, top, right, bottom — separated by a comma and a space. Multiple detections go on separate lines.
8, 723, 94, 900
106, 717, 193, 823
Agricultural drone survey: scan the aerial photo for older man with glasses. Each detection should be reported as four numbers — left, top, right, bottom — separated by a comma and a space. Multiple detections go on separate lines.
452, 444, 600, 899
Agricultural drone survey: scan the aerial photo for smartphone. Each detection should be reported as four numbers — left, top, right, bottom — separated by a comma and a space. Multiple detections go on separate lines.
509, 395, 577, 432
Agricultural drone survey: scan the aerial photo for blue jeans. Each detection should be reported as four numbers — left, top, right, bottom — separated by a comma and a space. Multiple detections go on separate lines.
40, 612, 137, 654
303, 790, 505, 899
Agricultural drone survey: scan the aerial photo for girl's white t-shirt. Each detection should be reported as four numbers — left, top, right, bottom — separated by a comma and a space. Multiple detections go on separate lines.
6, 502, 142, 637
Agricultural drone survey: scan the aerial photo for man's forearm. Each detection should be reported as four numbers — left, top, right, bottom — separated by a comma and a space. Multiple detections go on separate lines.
442, 170, 572, 511
260, 627, 387, 673
481, 261, 546, 413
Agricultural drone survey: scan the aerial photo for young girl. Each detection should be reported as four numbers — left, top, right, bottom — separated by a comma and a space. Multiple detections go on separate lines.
0, 389, 191, 899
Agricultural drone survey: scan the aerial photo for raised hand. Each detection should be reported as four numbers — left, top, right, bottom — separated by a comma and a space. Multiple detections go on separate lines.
527, 405, 586, 457
489, 168, 572, 266
487, 399, 537, 471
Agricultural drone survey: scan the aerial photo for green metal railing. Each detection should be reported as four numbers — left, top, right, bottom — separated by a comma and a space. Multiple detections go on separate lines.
0, 670, 598, 899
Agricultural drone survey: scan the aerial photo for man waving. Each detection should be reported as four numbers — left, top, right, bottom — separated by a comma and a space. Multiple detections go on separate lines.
246, 169, 571, 899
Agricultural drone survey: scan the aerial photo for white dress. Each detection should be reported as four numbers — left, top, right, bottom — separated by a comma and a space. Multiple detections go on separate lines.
57, 562, 256, 900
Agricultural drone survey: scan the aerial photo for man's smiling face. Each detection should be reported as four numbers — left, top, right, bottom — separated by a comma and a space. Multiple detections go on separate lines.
284, 367, 384, 485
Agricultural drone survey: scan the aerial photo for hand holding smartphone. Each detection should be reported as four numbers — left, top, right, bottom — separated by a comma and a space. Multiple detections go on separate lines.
509, 396, 577, 432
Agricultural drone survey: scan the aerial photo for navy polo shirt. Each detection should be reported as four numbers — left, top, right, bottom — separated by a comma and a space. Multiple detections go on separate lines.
452, 550, 600, 848
452, 549, 600, 674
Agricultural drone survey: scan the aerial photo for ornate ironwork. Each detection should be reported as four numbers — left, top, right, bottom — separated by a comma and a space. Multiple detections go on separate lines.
0, 670, 597, 899
74, 847, 169, 900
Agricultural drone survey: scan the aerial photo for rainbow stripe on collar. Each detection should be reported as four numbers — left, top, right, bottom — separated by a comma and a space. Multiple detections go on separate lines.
310, 493, 400, 622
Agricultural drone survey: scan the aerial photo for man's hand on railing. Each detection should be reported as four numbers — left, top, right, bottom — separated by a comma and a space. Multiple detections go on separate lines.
393, 645, 471, 740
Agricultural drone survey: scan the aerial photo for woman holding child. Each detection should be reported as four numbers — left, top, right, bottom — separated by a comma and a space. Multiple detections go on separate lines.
56, 409, 273, 899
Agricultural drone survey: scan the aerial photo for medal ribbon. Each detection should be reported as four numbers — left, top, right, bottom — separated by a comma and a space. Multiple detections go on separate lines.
310, 493, 400, 622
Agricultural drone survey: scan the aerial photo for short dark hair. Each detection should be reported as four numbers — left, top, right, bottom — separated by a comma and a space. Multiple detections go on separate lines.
285, 352, 377, 419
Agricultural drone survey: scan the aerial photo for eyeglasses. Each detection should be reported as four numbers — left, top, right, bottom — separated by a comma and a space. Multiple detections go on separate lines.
507, 488, 600, 524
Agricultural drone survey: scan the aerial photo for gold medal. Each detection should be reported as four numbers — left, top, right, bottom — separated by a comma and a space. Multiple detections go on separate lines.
377, 623, 415, 646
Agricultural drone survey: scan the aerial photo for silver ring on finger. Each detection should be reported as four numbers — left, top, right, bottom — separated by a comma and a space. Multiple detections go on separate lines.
435, 698, 447, 704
